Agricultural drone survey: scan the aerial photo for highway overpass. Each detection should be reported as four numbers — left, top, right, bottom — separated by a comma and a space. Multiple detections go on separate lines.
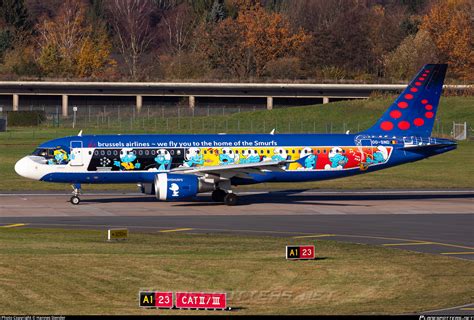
0, 81, 470, 116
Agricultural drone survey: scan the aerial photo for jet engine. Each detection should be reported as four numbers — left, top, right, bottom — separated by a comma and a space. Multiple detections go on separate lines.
154, 173, 214, 201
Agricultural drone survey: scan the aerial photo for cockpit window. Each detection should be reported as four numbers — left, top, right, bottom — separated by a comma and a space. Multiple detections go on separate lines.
33, 147, 70, 165
33, 148, 50, 158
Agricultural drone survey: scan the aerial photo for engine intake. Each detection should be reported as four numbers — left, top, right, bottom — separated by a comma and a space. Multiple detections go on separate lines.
154, 173, 213, 201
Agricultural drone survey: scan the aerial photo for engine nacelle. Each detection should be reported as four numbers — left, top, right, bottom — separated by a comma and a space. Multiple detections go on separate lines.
154, 173, 213, 201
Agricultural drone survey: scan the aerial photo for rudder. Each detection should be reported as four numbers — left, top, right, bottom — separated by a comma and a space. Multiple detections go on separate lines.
363, 64, 447, 137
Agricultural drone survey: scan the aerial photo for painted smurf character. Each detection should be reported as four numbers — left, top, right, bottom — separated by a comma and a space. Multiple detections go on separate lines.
154, 149, 172, 170
183, 147, 204, 167
219, 147, 239, 165
271, 147, 288, 162
300, 147, 317, 169
114, 148, 141, 170
169, 183, 180, 197
366, 146, 388, 165
240, 149, 260, 164
324, 147, 348, 170
48, 148, 69, 165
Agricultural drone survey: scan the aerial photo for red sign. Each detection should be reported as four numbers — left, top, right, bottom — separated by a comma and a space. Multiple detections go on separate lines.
139, 291, 173, 308
176, 292, 226, 310
286, 245, 315, 260
154, 292, 173, 309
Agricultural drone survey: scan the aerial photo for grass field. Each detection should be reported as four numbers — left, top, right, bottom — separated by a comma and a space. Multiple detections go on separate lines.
0, 228, 472, 315
0, 96, 472, 191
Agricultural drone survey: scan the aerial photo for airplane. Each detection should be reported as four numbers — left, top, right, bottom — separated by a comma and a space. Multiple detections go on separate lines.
15, 64, 456, 206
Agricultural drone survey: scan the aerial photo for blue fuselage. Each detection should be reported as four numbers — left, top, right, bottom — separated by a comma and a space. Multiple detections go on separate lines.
21, 133, 455, 186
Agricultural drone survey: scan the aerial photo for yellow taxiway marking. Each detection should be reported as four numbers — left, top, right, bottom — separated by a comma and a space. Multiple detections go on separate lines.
0, 223, 27, 228
383, 242, 434, 247
293, 233, 474, 250
440, 252, 474, 255
460, 308, 474, 311
294, 234, 336, 238
159, 228, 194, 233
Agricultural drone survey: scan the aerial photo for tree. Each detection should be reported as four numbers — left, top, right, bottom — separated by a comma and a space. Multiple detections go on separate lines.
207, 0, 227, 23
384, 30, 439, 80
366, 4, 405, 76
420, 0, 473, 80
0, 0, 31, 59
107, 0, 155, 80
0, 0, 31, 32
36, 0, 115, 78
159, 3, 196, 56
203, 2, 310, 78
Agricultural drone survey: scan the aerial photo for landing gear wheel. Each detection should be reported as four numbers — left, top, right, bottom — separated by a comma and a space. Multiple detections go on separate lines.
212, 189, 227, 202
224, 193, 238, 206
70, 196, 81, 205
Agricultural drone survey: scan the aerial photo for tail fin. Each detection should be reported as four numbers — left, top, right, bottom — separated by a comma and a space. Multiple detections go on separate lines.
363, 64, 447, 137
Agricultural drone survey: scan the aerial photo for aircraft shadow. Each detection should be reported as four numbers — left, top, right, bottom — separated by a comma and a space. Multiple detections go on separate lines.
80, 189, 473, 207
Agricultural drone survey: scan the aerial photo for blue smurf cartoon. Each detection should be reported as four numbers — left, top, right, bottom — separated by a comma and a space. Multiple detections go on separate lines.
300, 147, 317, 169
325, 147, 348, 170
183, 147, 204, 167
155, 149, 172, 170
114, 148, 141, 170
366, 146, 388, 165
271, 147, 288, 162
48, 148, 70, 165
219, 147, 238, 165
240, 149, 260, 164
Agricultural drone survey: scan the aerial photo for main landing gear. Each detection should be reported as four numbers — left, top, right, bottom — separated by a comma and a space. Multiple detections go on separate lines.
70, 183, 81, 205
211, 181, 238, 206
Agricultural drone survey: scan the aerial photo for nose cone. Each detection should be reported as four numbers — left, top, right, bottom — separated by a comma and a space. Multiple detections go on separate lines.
15, 156, 43, 180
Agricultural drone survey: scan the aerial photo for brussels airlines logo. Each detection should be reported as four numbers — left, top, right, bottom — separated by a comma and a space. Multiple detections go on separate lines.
169, 183, 180, 197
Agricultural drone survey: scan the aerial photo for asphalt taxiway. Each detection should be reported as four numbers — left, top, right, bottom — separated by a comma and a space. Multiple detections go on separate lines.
0, 189, 472, 260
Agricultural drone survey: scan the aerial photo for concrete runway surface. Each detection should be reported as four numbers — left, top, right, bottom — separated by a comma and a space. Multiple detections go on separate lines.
0, 189, 473, 314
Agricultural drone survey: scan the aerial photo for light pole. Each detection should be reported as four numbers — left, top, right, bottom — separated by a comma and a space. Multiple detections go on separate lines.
72, 106, 78, 129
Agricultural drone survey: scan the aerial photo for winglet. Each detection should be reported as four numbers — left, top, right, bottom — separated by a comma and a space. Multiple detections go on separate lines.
78, 130, 83, 137
270, 129, 275, 135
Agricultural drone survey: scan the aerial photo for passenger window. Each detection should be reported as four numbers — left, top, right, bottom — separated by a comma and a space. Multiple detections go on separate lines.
138, 150, 143, 156
170, 150, 175, 155
145, 150, 149, 156
88, 151, 92, 155
151, 150, 156, 155
94, 150, 99, 156
113, 150, 118, 156
176, 150, 181, 155
107, 150, 112, 156
100, 150, 105, 156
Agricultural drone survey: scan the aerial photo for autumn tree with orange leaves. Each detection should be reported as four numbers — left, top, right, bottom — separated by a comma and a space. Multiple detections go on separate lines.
420, 0, 473, 80
37, 0, 116, 78
204, 1, 310, 78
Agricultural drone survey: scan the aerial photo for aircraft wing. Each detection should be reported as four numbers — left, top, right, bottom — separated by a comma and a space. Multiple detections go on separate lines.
170, 160, 290, 179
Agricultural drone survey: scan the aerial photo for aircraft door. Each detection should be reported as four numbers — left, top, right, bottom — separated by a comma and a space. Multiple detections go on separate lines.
69, 141, 84, 166
359, 139, 373, 165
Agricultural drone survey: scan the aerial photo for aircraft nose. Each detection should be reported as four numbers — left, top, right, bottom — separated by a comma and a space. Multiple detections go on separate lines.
15, 156, 41, 180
